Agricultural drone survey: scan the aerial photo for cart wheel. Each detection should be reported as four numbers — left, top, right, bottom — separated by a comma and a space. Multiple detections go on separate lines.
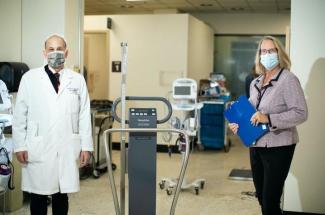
224, 145, 229, 153
224, 137, 231, 153
200, 181, 205, 189
229, 138, 232, 146
159, 181, 165, 190
93, 170, 100, 179
167, 188, 173, 195
197, 144, 204, 151
195, 187, 199, 195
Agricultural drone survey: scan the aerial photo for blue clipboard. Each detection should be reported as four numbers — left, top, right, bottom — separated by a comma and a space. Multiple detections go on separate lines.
224, 96, 269, 147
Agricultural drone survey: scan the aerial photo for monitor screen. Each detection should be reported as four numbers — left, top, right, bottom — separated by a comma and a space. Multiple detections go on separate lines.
174, 86, 191, 96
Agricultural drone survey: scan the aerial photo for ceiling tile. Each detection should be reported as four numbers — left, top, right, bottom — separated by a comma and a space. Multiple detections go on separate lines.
187, 0, 223, 9
246, 0, 277, 2
157, 0, 189, 3
84, 0, 290, 15
142, 4, 169, 9
248, 2, 276, 9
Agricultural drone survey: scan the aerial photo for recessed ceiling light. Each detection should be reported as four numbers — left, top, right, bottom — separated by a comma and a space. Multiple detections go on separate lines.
200, 4, 213, 7
121, 5, 134, 8
231, 7, 244, 11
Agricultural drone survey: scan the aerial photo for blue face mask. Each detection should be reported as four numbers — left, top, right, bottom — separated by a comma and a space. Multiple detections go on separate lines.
260, 53, 279, 71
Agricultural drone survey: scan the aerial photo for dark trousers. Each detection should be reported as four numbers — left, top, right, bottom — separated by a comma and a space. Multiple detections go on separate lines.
30, 192, 69, 215
250, 144, 295, 215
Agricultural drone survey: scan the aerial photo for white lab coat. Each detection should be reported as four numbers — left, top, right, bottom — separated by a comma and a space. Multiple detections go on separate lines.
13, 67, 93, 195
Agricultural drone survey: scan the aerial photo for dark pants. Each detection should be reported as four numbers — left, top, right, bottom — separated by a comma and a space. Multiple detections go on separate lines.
30, 192, 69, 215
250, 144, 296, 215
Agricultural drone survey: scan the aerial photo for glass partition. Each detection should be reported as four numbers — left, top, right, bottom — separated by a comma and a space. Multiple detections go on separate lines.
214, 35, 285, 99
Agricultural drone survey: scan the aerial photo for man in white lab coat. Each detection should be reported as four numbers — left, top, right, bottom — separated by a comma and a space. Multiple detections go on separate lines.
13, 34, 93, 215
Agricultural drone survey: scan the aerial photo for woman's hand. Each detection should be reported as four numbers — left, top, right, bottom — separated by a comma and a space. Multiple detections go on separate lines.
229, 123, 239, 134
250, 111, 269, 126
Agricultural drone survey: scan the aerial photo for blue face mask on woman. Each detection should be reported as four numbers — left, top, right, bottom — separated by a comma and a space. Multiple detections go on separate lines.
260, 53, 279, 71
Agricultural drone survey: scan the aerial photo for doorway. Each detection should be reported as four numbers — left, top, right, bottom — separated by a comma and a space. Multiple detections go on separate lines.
84, 31, 109, 100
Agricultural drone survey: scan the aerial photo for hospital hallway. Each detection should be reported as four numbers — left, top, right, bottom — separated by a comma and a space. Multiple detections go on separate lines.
11, 135, 261, 215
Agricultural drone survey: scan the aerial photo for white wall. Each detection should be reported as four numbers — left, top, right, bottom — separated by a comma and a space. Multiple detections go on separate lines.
19, 0, 81, 69
0, 0, 82, 69
107, 14, 189, 100
84, 14, 214, 143
283, 0, 325, 213
65, 0, 83, 70
85, 14, 214, 100
21, 0, 65, 68
192, 13, 290, 35
85, 14, 190, 143
187, 15, 214, 82
0, 0, 22, 61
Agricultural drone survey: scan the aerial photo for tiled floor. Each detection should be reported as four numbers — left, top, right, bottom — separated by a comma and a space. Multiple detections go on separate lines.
10, 136, 261, 215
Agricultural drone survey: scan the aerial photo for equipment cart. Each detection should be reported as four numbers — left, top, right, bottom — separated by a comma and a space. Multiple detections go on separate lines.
199, 100, 231, 152
79, 100, 115, 179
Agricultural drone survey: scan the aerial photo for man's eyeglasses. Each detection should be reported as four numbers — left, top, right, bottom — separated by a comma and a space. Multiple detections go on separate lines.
260, 48, 277, 55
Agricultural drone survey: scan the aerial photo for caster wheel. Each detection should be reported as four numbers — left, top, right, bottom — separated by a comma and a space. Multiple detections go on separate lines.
197, 144, 204, 151
224, 137, 231, 153
112, 163, 117, 170
93, 170, 100, 179
200, 181, 205, 189
159, 182, 165, 190
167, 188, 173, 195
195, 187, 199, 195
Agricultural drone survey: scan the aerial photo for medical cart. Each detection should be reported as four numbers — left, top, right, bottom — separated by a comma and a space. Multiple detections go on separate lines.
199, 100, 231, 152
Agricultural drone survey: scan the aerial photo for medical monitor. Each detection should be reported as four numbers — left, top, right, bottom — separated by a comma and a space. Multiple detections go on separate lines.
174, 86, 191, 96
172, 78, 197, 100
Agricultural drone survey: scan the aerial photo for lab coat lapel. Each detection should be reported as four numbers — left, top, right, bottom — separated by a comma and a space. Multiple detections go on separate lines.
38, 68, 61, 134
58, 69, 73, 96
39, 69, 57, 98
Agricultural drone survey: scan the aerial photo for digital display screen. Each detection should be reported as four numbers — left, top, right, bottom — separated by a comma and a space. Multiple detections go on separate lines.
174, 86, 191, 95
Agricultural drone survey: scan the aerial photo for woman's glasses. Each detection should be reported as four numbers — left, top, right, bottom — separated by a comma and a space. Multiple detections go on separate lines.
260, 48, 277, 55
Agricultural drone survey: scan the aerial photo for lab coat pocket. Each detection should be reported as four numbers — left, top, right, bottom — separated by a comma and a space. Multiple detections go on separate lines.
71, 113, 79, 134
71, 134, 82, 160
26, 136, 45, 163
26, 121, 38, 138
66, 94, 80, 114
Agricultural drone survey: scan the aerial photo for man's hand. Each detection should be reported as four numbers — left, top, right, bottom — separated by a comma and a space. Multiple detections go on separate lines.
16, 151, 28, 164
79, 151, 91, 168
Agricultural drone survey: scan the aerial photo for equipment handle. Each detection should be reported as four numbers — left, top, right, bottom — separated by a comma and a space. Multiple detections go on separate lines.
112, 96, 172, 124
